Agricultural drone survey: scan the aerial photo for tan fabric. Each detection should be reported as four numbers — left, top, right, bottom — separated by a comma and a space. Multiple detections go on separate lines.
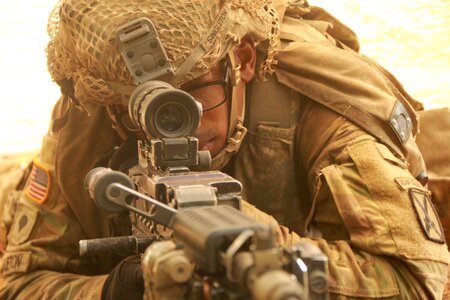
1, 2, 449, 299
0, 100, 122, 299
273, 6, 426, 178
0, 152, 35, 251
0, 152, 34, 290
46, 0, 279, 110
234, 98, 449, 299
346, 140, 446, 261
54, 99, 123, 240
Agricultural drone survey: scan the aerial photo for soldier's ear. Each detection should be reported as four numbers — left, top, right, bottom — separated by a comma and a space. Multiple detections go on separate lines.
235, 36, 256, 83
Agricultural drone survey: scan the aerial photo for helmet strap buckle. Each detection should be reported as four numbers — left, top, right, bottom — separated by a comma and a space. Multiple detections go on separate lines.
226, 120, 247, 153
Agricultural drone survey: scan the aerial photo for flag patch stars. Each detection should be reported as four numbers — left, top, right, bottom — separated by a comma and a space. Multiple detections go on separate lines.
26, 160, 51, 204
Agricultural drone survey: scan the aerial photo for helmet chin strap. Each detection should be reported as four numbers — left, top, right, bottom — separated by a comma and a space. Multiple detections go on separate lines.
210, 50, 248, 170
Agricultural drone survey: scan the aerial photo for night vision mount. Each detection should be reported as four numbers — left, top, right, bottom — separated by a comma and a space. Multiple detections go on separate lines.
116, 17, 210, 169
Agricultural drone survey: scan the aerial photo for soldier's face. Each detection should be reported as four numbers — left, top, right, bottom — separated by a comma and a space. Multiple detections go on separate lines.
181, 38, 256, 158
182, 63, 236, 157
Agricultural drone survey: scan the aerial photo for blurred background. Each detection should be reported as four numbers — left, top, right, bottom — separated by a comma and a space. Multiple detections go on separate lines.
0, 0, 449, 155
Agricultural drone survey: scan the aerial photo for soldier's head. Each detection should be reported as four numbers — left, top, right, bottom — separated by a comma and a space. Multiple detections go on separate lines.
47, 0, 280, 167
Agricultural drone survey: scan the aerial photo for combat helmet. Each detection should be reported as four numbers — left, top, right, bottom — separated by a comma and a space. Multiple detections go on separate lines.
46, 0, 282, 169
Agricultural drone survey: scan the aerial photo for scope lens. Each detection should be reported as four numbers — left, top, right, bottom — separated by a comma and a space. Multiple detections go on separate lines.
129, 81, 202, 139
155, 102, 189, 134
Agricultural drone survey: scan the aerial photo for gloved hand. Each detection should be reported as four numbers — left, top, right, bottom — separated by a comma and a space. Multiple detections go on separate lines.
101, 255, 144, 300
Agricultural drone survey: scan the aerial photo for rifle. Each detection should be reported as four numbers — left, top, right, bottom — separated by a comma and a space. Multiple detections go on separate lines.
79, 17, 329, 300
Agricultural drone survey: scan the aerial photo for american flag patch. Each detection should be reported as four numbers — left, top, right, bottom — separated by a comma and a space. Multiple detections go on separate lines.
26, 160, 51, 204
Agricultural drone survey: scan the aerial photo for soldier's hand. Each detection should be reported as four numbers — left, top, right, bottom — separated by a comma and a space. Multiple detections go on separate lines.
102, 255, 144, 300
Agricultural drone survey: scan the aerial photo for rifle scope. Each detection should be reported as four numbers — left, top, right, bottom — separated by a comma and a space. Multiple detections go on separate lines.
129, 81, 202, 139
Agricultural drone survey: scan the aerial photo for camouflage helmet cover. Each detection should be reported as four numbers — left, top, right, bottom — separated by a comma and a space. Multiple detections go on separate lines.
46, 0, 281, 110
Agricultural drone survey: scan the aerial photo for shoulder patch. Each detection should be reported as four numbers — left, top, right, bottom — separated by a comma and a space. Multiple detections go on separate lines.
9, 203, 39, 245
26, 160, 51, 204
409, 188, 445, 244
2, 251, 31, 276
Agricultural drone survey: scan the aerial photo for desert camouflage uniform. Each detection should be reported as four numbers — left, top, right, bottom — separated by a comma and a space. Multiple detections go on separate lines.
1, 3, 449, 300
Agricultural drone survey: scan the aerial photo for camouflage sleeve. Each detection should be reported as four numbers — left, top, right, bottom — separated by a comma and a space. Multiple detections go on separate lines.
0, 152, 35, 249
0, 172, 108, 299
0, 101, 123, 299
0, 158, 110, 299
294, 100, 449, 299
2, 271, 106, 299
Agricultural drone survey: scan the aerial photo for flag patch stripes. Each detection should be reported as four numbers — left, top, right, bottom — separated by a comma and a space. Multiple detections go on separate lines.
26, 161, 50, 204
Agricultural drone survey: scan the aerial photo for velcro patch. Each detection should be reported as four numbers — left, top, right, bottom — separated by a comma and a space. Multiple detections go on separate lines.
2, 251, 31, 276
26, 160, 51, 204
409, 189, 445, 243
395, 177, 422, 191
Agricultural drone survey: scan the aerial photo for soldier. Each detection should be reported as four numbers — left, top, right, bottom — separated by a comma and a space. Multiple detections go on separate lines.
1, 0, 449, 299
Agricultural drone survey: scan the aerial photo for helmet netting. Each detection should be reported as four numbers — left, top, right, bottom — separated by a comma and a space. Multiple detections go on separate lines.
46, 0, 280, 109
